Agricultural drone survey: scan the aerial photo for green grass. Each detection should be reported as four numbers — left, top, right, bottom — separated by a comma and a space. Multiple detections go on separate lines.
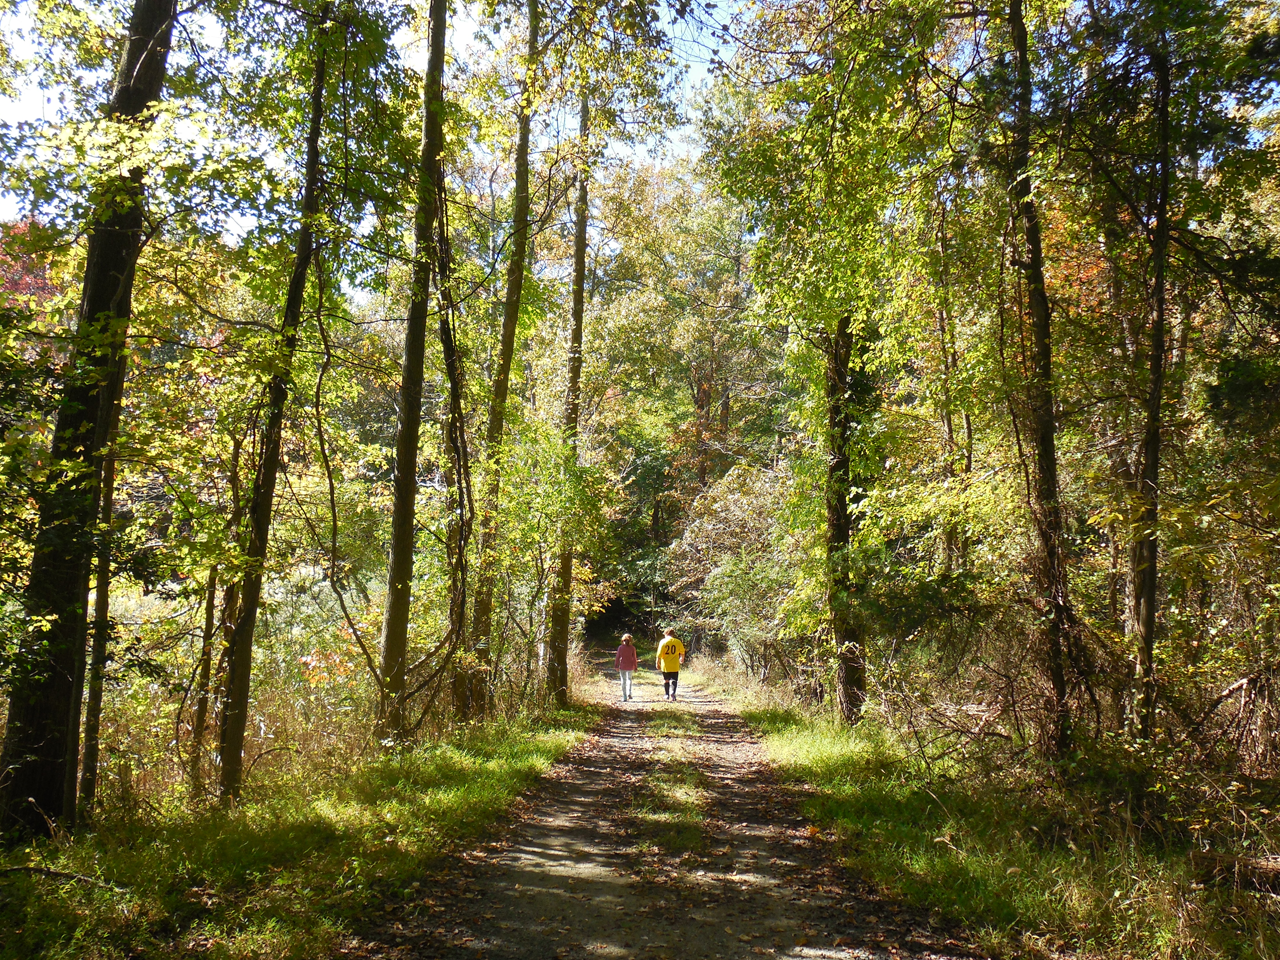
743, 707, 1280, 960
630, 707, 708, 856
0, 704, 599, 959
647, 706, 701, 738
631, 758, 709, 855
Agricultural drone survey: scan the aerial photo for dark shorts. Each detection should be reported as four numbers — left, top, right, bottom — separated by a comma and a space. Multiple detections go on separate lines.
662, 671, 679, 682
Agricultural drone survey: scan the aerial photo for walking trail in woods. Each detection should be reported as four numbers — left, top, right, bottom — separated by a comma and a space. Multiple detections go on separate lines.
341, 666, 981, 960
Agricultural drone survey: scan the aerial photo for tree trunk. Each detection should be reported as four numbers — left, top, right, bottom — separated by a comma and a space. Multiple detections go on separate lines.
0, 0, 175, 836
378, 0, 451, 740
219, 15, 328, 801
469, 0, 542, 712
546, 94, 590, 710
694, 378, 710, 487
1133, 34, 1171, 740
1009, 0, 1073, 757
74, 354, 127, 826
430, 0, 473, 719
825, 312, 865, 724
187, 565, 219, 797
937, 262, 960, 574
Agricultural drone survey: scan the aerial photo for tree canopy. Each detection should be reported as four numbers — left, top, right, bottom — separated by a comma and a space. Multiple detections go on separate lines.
1, 0, 1279, 951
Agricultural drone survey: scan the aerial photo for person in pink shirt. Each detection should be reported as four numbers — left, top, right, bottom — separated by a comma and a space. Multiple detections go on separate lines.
614, 633, 639, 701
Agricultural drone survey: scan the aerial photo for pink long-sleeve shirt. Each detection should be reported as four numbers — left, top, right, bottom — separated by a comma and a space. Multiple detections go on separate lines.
615, 644, 638, 671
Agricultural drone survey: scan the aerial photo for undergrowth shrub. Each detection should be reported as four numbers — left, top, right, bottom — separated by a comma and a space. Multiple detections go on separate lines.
742, 703, 1280, 960
0, 706, 598, 960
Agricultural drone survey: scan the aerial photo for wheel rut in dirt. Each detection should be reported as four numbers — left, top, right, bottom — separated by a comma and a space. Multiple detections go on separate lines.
343, 670, 980, 960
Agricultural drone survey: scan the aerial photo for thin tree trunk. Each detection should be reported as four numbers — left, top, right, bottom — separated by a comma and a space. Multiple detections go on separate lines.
1133, 34, 1171, 740
700, 383, 711, 484
438, 299, 472, 720
826, 312, 865, 724
378, 0, 451, 740
939, 301, 958, 575
546, 94, 590, 709
469, 0, 542, 706
936, 220, 959, 572
74, 352, 128, 826
0, 0, 175, 836
431, 0, 473, 706
63, 349, 128, 829
76, 485, 113, 825
187, 565, 219, 796
1009, 0, 1073, 756
219, 15, 328, 801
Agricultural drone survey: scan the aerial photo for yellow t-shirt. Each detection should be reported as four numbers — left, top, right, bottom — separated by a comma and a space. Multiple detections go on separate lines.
656, 637, 685, 672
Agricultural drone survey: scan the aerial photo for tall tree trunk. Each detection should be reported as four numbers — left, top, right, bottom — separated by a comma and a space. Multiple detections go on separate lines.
219, 16, 328, 801
937, 211, 962, 572
826, 312, 865, 724
546, 95, 590, 709
438, 295, 472, 716
378, 0, 451, 740
1133, 34, 1171, 740
0, 0, 175, 836
187, 565, 219, 796
431, 0, 473, 709
1009, 0, 1074, 756
469, 0, 542, 714
693, 378, 710, 487
74, 354, 127, 826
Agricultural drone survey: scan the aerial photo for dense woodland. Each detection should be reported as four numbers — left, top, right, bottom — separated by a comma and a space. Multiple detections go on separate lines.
1, 0, 1279, 954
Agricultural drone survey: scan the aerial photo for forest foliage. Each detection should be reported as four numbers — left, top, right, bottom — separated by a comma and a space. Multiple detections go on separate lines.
0, 0, 1279, 954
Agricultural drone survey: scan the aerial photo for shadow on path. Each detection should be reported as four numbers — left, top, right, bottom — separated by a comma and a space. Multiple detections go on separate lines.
341, 668, 982, 960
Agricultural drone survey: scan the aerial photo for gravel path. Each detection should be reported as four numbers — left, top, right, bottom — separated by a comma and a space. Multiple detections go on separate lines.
341, 667, 980, 960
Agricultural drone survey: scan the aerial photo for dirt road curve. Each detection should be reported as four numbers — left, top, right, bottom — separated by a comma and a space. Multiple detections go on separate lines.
341, 669, 979, 960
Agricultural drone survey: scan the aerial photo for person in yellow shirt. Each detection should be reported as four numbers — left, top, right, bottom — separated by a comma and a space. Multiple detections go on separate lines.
655, 628, 686, 701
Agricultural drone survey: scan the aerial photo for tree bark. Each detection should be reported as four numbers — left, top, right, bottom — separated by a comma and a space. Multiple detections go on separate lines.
378, 0, 451, 740
1009, 0, 1074, 757
469, 0, 542, 709
825, 312, 865, 724
74, 354, 127, 826
1133, 34, 1171, 740
0, 0, 175, 836
431, 0, 473, 710
546, 94, 590, 709
186, 565, 219, 797
219, 14, 328, 801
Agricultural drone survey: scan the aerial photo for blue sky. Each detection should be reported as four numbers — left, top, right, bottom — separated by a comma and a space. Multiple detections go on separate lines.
0, 0, 731, 223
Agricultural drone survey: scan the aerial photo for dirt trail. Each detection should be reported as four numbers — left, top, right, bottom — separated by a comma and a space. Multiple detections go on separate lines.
344, 667, 978, 960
